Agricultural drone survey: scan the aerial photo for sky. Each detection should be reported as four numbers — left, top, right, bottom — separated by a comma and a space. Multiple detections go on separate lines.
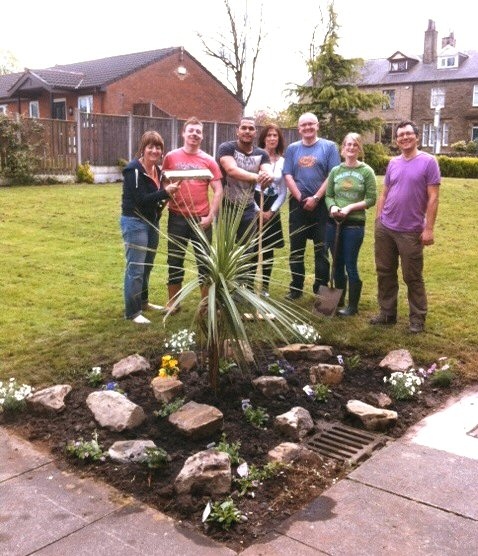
2, 0, 475, 114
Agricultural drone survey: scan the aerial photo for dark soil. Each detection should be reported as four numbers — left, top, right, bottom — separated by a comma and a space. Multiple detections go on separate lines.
2, 345, 464, 552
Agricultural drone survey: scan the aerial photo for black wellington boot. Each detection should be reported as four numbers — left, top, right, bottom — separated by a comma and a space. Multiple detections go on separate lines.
338, 280, 362, 316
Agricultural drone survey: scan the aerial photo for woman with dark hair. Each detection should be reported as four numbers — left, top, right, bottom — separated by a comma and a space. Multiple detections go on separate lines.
254, 124, 287, 296
120, 131, 178, 324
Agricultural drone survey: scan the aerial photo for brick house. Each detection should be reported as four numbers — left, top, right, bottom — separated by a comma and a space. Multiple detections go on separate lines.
0, 47, 243, 123
358, 20, 478, 153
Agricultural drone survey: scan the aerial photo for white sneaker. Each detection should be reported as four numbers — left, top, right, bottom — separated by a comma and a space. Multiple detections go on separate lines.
132, 314, 151, 324
144, 303, 166, 312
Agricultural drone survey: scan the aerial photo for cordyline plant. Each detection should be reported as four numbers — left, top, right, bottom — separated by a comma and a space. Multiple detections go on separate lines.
150, 197, 318, 393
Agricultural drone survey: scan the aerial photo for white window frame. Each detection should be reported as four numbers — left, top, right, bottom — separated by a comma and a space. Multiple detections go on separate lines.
382, 89, 395, 110
78, 95, 93, 113
473, 85, 478, 107
390, 60, 407, 72
0, 104, 7, 114
438, 56, 458, 69
29, 101, 39, 118
422, 122, 449, 147
430, 88, 445, 109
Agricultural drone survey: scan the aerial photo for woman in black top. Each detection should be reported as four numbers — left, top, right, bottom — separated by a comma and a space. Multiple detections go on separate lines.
120, 131, 178, 324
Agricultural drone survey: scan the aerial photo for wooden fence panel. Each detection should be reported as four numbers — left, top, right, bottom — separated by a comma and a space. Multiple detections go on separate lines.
17, 115, 298, 174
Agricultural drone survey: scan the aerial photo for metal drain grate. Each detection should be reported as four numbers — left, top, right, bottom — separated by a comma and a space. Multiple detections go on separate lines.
305, 421, 389, 464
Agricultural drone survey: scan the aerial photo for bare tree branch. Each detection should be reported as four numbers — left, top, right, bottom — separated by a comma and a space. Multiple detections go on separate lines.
197, 0, 264, 109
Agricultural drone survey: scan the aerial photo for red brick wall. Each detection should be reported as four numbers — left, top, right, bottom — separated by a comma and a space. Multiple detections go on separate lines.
104, 52, 242, 121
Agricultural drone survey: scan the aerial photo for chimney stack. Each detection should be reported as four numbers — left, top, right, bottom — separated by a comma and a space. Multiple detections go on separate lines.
423, 19, 437, 64
442, 32, 456, 48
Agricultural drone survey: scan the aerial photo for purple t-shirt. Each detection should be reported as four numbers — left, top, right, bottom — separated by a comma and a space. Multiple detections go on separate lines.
381, 151, 440, 233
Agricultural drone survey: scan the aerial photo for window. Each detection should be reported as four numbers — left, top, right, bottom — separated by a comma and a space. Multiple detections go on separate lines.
382, 89, 396, 110
390, 60, 408, 72
438, 56, 458, 69
472, 126, 478, 142
422, 122, 449, 147
442, 123, 449, 146
0, 105, 7, 114
78, 95, 93, 113
29, 101, 39, 118
473, 85, 478, 107
430, 88, 445, 109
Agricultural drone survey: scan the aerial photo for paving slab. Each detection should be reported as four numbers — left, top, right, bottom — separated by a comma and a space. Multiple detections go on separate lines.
32, 503, 236, 556
349, 441, 478, 520
404, 386, 478, 459
240, 532, 323, 555
0, 427, 53, 481
275, 479, 478, 555
0, 461, 126, 555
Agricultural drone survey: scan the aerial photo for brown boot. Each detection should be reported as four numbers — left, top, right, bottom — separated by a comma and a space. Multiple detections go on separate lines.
166, 283, 182, 314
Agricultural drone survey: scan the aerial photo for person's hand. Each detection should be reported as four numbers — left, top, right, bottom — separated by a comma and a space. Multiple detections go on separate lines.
262, 210, 274, 222
257, 170, 273, 188
199, 215, 213, 229
302, 196, 318, 211
165, 180, 179, 197
330, 205, 341, 216
421, 229, 434, 246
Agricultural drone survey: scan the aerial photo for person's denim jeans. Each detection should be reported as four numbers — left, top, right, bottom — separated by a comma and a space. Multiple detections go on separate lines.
326, 221, 365, 287
120, 215, 159, 319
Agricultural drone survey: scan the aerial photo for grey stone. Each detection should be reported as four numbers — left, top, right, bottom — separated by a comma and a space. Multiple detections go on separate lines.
168, 401, 223, 438
274, 407, 314, 440
346, 399, 398, 431
112, 353, 151, 378
26, 384, 72, 413
174, 450, 231, 495
151, 376, 184, 403
309, 363, 344, 385
252, 376, 289, 397
86, 391, 146, 431
379, 349, 414, 372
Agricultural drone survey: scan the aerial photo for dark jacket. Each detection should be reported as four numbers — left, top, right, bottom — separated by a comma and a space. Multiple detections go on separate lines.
121, 158, 169, 222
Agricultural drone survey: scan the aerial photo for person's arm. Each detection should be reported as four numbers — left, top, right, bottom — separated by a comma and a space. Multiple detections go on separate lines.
284, 174, 302, 202
421, 185, 439, 245
302, 179, 327, 211
219, 155, 258, 184
375, 183, 388, 220
201, 178, 223, 228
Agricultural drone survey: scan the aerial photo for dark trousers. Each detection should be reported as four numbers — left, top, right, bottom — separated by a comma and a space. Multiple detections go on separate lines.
167, 213, 212, 285
374, 220, 427, 324
288, 198, 329, 293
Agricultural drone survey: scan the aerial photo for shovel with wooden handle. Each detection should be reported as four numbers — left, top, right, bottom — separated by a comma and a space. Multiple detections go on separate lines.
314, 219, 343, 316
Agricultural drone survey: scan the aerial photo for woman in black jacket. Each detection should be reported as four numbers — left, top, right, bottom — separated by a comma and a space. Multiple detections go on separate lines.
120, 131, 178, 324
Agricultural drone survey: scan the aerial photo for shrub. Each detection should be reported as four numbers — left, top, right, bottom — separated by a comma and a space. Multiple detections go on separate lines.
364, 142, 391, 175
0, 114, 43, 184
437, 156, 478, 179
76, 162, 94, 184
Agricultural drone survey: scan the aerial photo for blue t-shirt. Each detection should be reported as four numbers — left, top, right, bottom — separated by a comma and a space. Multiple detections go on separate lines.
283, 138, 340, 197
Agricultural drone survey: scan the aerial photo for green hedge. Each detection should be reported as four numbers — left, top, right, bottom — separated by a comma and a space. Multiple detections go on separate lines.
364, 146, 478, 179
437, 156, 478, 179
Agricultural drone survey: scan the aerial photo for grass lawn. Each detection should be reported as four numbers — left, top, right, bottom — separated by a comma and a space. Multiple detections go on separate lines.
1, 178, 477, 386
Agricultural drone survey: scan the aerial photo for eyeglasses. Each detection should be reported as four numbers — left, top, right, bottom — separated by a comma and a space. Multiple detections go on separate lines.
396, 131, 416, 138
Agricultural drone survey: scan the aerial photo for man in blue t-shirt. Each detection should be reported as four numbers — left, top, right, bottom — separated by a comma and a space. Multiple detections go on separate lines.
283, 112, 341, 299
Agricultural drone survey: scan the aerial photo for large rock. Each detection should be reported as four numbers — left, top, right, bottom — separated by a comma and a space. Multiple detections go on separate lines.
346, 399, 398, 431
309, 363, 344, 386
26, 384, 72, 414
86, 391, 146, 431
108, 440, 158, 463
174, 450, 231, 495
112, 353, 151, 378
277, 344, 333, 362
252, 376, 289, 397
274, 406, 314, 440
168, 401, 223, 439
151, 377, 184, 404
268, 442, 319, 464
379, 349, 414, 373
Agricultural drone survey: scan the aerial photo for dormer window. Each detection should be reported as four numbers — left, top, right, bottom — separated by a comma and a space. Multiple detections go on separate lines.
390, 60, 408, 72
438, 55, 458, 69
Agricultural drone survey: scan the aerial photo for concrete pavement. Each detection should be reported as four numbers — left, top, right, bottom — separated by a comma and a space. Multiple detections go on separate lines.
1, 387, 477, 555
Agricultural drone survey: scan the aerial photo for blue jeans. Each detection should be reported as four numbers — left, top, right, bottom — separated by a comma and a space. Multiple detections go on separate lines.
326, 221, 364, 286
120, 215, 159, 319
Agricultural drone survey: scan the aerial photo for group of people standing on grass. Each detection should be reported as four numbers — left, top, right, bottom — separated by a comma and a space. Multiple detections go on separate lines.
120, 112, 440, 334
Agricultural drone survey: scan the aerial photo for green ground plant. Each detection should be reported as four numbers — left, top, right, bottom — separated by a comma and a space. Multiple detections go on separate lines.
1, 179, 478, 386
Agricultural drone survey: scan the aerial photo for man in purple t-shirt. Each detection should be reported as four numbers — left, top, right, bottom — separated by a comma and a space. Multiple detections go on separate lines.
370, 120, 440, 333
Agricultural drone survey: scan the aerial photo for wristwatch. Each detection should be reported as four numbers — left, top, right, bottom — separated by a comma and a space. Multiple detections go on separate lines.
312, 194, 319, 202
